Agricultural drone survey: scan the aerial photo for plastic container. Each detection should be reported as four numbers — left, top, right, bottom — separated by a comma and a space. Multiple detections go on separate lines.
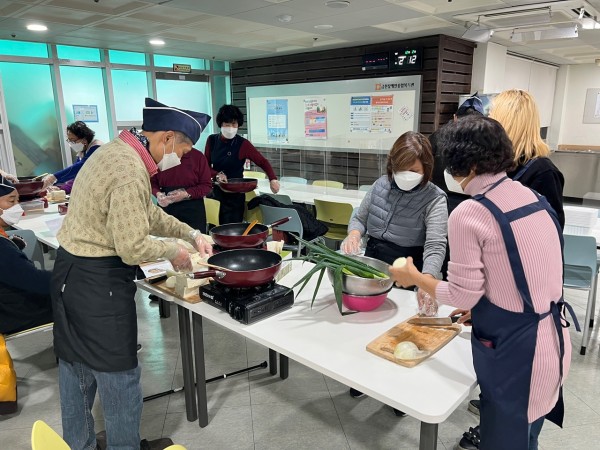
342, 290, 389, 312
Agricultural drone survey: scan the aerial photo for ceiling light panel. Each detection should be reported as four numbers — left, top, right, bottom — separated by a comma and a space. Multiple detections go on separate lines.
375, 16, 456, 34
389, 0, 502, 15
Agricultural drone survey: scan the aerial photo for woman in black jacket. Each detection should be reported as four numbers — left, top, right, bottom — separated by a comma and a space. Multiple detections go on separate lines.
0, 177, 52, 335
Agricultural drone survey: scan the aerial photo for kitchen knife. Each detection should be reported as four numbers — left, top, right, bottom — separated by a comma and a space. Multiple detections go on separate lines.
408, 317, 456, 326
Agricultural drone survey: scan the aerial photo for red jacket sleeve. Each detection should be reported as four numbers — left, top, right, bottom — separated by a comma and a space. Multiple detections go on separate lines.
239, 139, 277, 180
186, 151, 213, 199
204, 135, 218, 178
150, 174, 161, 197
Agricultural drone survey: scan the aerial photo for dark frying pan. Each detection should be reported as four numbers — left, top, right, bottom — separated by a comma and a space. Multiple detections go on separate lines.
189, 249, 282, 287
218, 178, 258, 193
210, 217, 290, 248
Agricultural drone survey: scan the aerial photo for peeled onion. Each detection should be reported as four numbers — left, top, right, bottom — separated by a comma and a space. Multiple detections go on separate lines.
393, 257, 407, 268
393, 341, 430, 360
165, 276, 176, 288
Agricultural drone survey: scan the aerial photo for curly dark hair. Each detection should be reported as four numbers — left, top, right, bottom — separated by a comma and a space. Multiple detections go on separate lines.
438, 115, 515, 177
67, 121, 95, 143
216, 104, 244, 128
386, 131, 433, 186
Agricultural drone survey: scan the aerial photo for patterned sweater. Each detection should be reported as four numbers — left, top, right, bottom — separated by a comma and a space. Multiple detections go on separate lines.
58, 135, 194, 265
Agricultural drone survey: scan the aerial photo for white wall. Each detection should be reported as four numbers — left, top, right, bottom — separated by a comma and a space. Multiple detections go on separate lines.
550, 64, 600, 147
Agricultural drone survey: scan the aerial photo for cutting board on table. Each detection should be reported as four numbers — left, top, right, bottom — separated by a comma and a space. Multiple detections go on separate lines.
366, 315, 461, 368
145, 276, 202, 304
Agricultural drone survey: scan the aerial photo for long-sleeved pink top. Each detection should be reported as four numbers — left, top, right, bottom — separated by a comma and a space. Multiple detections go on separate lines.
435, 172, 570, 422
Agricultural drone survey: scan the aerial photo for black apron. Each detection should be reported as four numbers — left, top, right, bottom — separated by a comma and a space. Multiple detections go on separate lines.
51, 247, 138, 372
208, 134, 246, 224
470, 177, 579, 450
160, 186, 207, 233
365, 236, 424, 271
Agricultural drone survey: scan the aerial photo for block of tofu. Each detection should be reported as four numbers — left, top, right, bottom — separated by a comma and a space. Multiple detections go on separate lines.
174, 274, 209, 298
48, 190, 67, 202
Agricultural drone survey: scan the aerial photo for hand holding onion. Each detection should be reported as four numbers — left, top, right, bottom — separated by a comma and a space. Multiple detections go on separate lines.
388, 256, 418, 287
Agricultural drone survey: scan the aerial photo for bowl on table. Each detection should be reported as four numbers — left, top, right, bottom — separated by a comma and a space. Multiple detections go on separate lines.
218, 178, 258, 193
342, 290, 390, 312
326, 254, 393, 296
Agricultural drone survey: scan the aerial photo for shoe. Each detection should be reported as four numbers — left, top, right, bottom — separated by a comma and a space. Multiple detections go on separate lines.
349, 388, 366, 398
140, 437, 174, 450
468, 399, 480, 416
136, 344, 143, 353
458, 425, 480, 450
149, 294, 159, 302
392, 408, 407, 417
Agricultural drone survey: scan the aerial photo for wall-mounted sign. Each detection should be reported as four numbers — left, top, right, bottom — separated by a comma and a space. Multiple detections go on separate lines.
173, 63, 192, 73
362, 52, 389, 71
390, 48, 423, 71
73, 104, 99, 122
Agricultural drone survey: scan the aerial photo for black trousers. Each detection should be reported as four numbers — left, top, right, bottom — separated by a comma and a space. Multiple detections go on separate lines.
209, 186, 245, 224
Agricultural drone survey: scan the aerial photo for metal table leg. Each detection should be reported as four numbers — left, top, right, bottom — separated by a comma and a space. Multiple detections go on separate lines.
269, 349, 277, 375
158, 298, 171, 318
177, 305, 197, 422
419, 422, 438, 450
279, 354, 289, 380
192, 313, 209, 427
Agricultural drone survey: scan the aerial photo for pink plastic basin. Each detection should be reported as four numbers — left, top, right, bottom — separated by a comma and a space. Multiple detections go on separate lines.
342, 290, 389, 312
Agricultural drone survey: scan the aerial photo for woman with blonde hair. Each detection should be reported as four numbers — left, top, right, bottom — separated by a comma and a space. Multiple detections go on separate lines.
490, 89, 565, 227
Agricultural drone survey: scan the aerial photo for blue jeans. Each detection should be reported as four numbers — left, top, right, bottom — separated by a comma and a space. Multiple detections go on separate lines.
58, 359, 142, 450
529, 416, 545, 450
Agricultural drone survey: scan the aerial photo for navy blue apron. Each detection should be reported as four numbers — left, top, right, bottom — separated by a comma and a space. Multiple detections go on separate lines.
208, 134, 246, 224
470, 177, 579, 450
160, 185, 207, 233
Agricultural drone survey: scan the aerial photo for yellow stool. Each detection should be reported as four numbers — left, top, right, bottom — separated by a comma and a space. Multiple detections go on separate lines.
243, 171, 267, 179
31, 420, 70, 450
312, 180, 344, 189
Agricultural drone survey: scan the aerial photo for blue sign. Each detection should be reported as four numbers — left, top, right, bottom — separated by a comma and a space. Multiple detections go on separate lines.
266, 99, 288, 144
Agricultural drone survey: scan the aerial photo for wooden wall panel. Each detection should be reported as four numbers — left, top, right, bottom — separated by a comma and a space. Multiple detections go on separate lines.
231, 34, 475, 188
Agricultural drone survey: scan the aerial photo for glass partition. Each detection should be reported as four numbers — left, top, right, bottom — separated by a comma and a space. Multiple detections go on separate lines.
109, 50, 146, 66
57, 45, 101, 62
60, 66, 111, 143
0, 62, 61, 177
0, 40, 48, 58
111, 69, 149, 122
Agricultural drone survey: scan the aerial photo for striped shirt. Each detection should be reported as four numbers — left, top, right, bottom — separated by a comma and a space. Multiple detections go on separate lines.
436, 172, 570, 422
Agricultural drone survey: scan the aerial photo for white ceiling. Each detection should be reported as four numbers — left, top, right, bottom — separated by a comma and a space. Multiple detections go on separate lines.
0, 0, 599, 65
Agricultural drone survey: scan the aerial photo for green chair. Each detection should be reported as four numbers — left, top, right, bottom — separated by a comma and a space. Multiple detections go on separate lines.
313, 199, 353, 246
244, 191, 263, 223
358, 184, 372, 192
563, 234, 598, 355
312, 180, 344, 189
204, 198, 220, 229
243, 170, 267, 179
259, 204, 304, 256
280, 176, 308, 185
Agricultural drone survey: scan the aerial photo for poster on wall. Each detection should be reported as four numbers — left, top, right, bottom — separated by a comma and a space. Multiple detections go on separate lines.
304, 98, 327, 139
73, 104, 99, 122
350, 96, 371, 133
370, 95, 393, 133
266, 99, 288, 143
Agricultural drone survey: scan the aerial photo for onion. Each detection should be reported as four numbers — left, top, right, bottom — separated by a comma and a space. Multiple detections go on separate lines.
393, 257, 407, 268
165, 276, 176, 288
393, 341, 430, 360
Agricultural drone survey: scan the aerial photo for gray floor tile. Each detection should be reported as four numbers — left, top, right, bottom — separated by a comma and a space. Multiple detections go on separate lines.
539, 423, 600, 450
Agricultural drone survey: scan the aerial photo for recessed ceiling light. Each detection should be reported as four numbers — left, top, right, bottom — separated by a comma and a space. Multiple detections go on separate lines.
325, 0, 350, 8
277, 14, 293, 23
314, 24, 333, 30
26, 24, 47, 32
149, 39, 165, 46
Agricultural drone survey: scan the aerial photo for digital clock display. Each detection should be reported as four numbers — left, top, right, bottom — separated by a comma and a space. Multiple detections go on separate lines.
390, 48, 423, 70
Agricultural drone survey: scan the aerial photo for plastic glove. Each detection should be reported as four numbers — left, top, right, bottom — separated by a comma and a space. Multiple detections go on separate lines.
215, 172, 227, 183
169, 245, 193, 272
156, 192, 172, 208
416, 288, 438, 317
341, 232, 362, 255
270, 179, 280, 194
0, 170, 18, 183
167, 189, 190, 203
41, 174, 57, 190
190, 230, 213, 258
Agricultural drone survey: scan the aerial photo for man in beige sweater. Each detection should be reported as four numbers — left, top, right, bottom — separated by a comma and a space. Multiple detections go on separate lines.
52, 98, 212, 450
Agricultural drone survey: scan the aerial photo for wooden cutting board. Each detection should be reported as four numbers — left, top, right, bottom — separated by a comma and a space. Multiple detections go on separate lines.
145, 278, 202, 304
366, 315, 461, 368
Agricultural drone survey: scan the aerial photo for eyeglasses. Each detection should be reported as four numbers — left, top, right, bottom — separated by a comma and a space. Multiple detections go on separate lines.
66, 138, 81, 144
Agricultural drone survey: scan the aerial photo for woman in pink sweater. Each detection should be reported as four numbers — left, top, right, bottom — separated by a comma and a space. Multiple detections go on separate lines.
390, 116, 577, 450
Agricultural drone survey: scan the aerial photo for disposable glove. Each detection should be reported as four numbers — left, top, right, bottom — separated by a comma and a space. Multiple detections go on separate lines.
341, 232, 362, 255
167, 188, 190, 203
156, 192, 172, 208
41, 174, 57, 190
190, 230, 213, 258
169, 245, 193, 272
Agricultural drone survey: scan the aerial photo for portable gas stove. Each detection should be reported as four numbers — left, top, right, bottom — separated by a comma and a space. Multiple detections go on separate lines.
200, 280, 294, 324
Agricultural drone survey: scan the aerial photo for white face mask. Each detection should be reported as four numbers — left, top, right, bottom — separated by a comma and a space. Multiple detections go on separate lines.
444, 170, 469, 194
393, 171, 423, 191
221, 127, 237, 139
0, 203, 24, 226
69, 141, 85, 153
157, 140, 181, 172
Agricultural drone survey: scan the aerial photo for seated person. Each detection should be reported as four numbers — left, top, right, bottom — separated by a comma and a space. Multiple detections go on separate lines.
0, 176, 53, 335
42, 121, 103, 193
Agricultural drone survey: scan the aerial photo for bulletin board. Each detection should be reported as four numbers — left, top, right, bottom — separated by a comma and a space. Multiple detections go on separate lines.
246, 75, 421, 152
